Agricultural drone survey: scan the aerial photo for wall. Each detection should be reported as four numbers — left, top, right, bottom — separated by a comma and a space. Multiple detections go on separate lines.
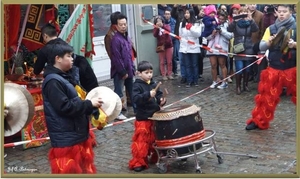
133, 4, 160, 76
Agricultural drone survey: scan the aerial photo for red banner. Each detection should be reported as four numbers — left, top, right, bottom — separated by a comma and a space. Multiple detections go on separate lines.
4, 5, 21, 60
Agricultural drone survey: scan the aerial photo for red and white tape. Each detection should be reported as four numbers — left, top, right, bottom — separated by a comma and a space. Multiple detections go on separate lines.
4, 16, 266, 149
142, 15, 264, 60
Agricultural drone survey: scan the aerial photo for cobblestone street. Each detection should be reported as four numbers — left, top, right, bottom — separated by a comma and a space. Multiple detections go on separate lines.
3, 60, 297, 176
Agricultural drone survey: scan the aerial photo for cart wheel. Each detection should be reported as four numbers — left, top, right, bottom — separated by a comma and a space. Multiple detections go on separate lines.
196, 169, 202, 173
217, 155, 223, 164
158, 163, 167, 174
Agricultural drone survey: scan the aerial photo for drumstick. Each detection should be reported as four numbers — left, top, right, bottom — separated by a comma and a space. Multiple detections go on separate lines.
163, 88, 169, 98
153, 82, 162, 92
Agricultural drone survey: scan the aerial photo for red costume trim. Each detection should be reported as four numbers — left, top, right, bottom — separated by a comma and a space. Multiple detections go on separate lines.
48, 137, 96, 174
247, 67, 296, 129
128, 120, 157, 170
155, 130, 206, 147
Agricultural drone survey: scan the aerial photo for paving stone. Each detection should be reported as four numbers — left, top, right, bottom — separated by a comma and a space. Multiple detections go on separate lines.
3, 60, 296, 175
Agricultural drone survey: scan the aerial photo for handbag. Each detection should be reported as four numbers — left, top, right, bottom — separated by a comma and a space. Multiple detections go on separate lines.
233, 24, 248, 54
233, 43, 245, 53
156, 45, 165, 53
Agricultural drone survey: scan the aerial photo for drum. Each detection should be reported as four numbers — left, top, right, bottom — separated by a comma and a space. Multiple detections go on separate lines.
150, 104, 205, 155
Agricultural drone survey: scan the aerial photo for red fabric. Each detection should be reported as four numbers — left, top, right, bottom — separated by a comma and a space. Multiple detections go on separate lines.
128, 120, 156, 170
44, 5, 60, 34
185, 23, 192, 30
89, 122, 97, 147
246, 67, 296, 129
48, 137, 96, 174
4, 5, 21, 60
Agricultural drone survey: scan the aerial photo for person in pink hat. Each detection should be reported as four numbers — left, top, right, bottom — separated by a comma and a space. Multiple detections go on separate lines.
201, 5, 221, 49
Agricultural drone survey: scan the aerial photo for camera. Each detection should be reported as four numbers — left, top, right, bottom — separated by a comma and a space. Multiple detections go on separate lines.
215, 26, 221, 31
266, 5, 277, 13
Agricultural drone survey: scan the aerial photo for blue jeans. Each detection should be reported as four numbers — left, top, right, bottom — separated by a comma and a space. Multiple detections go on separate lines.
235, 60, 251, 75
182, 53, 199, 84
113, 75, 136, 112
172, 40, 179, 74
178, 52, 185, 78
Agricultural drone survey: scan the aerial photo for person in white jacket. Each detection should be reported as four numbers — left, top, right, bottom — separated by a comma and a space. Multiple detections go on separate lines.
206, 11, 233, 89
179, 8, 203, 87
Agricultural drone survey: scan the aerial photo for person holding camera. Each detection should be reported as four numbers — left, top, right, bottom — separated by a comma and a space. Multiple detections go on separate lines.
153, 15, 174, 81
206, 11, 233, 89
227, 7, 259, 95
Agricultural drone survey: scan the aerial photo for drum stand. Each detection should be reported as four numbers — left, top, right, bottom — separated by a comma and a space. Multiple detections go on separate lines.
152, 129, 258, 174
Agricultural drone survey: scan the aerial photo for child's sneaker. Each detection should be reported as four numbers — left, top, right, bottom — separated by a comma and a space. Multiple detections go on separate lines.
210, 81, 218, 88
162, 76, 168, 81
217, 82, 228, 89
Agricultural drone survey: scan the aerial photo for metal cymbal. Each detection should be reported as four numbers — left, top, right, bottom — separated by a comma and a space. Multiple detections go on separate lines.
270, 26, 286, 47
86, 86, 122, 122
281, 28, 292, 52
4, 82, 35, 137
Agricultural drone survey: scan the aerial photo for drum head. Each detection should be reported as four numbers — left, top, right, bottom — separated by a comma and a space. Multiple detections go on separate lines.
149, 104, 201, 121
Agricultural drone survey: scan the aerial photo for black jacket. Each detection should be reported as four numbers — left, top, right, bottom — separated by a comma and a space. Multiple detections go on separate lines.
42, 65, 94, 147
133, 79, 164, 120
71, 54, 98, 93
34, 38, 98, 93
34, 38, 67, 75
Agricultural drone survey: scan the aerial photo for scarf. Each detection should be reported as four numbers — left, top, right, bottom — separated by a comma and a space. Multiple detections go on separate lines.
273, 16, 295, 30
237, 19, 251, 28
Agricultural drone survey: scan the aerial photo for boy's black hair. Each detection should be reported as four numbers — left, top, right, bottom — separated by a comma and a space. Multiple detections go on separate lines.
110, 11, 121, 25
277, 4, 293, 11
137, 61, 153, 72
41, 23, 57, 37
47, 42, 74, 65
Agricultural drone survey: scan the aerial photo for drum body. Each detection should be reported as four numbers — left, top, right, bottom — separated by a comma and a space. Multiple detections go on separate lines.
150, 105, 205, 155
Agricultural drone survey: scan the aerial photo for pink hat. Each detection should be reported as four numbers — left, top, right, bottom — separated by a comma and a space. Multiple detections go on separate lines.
205, 5, 217, 16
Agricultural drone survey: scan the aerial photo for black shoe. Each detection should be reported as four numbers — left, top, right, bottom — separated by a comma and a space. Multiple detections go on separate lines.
180, 78, 187, 84
245, 122, 258, 130
133, 166, 145, 172
122, 107, 127, 112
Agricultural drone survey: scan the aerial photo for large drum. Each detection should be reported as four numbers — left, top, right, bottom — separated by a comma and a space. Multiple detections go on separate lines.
150, 104, 205, 155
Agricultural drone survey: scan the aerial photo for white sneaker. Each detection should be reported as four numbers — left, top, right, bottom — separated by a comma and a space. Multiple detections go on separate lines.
217, 82, 228, 89
210, 81, 218, 88
227, 77, 233, 83
116, 113, 127, 121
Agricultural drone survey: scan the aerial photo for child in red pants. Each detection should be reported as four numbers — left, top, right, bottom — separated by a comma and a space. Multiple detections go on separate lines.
128, 61, 166, 172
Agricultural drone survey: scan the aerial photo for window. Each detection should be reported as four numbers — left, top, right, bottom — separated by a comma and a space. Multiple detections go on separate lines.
92, 4, 113, 37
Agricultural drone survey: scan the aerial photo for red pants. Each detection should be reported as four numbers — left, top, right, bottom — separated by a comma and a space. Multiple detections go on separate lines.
246, 67, 296, 129
158, 47, 173, 76
49, 137, 96, 174
128, 120, 157, 170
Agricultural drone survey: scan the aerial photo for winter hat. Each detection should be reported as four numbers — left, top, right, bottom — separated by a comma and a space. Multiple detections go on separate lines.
231, 4, 241, 10
204, 5, 217, 16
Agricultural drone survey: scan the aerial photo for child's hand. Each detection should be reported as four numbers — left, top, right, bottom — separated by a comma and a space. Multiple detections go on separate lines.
90, 97, 103, 108
150, 90, 156, 98
160, 97, 166, 106
212, 21, 216, 25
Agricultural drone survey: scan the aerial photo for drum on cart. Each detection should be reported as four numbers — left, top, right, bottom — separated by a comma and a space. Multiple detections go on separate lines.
150, 104, 205, 155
